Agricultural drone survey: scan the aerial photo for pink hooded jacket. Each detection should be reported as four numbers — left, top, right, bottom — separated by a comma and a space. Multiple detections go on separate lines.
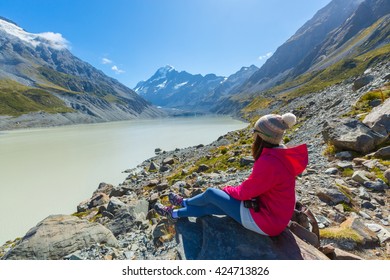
223, 144, 308, 236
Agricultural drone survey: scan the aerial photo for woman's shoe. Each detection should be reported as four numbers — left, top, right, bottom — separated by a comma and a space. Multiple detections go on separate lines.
168, 192, 184, 207
154, 203, 176, 222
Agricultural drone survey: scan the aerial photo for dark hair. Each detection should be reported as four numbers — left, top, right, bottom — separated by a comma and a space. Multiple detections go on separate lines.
252, 135, 279, 161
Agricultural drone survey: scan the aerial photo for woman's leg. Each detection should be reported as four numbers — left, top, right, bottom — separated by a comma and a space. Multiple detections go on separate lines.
176, 188, 241, 223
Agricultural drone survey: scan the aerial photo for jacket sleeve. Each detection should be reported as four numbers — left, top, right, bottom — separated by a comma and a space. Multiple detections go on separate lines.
223, 155, 277, 200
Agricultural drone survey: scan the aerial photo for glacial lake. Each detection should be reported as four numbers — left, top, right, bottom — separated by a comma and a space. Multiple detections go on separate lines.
0, 116, 247, 244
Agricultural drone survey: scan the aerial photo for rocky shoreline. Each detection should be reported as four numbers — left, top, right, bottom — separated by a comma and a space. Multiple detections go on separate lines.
1, 61, 389, 260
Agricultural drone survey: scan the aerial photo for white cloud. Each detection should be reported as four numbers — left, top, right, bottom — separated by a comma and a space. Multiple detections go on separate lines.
258, 52, 273, 60
112, 65, 125, 74
36, 32, 69, 50
102, 58, 113, 64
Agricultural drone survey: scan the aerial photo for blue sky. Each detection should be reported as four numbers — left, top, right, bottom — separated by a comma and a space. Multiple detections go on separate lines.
0, 0, 331, 88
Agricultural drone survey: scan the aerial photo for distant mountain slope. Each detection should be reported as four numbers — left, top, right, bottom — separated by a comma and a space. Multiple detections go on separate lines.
0, 18, 162, 128
216, 0, 390, 116
240, 0, 364, 93
135, 65, 258, 112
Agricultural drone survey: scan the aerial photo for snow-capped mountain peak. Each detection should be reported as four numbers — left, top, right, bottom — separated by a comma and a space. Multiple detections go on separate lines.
0, 18, 69, 50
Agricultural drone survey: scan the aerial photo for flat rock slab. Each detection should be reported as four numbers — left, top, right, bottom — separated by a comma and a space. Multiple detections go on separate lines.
175, 215, 329, 260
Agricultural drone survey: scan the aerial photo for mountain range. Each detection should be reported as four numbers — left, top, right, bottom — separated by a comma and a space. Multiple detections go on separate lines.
0, 17, 162, 129
134, 65, 258, 112
136, 0, 390, 116
1, 0, 389, 128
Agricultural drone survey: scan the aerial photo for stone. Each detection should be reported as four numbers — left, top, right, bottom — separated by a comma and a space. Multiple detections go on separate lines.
106, 197, 127, 216
373, 146, 390, 160
92, 182, 114, 196
149, 161, 160, 171
156, 182, 169, 191
2, 215, 118, 260
316, 188, 350, 205
363, 179, 388, 191
335, 151, 354, 160
337, 161, 353, 169
363, 97, 390, 136
384, 168, 390, 183
359, 211, 372, 220
362, 159, 379, 169
361, 201, 376, 210
352, 75, 374, 91
325, 168, 338, 175
333, 248, 363, 260
322, 118, 388, 154
352, 171, 370, 184
197, 164, 210, 173
162, 157, 175, 165
358, 187, 370, 200
365, 223, 390, 243
154, 148, 162, 154
321, 216, 378, 250
174, 216, 329, 260
369, 99, 382, 107
109, 185, 129, 197
240, 156, 255, 166
106, 199, 149, 236
88, 193, 110, 209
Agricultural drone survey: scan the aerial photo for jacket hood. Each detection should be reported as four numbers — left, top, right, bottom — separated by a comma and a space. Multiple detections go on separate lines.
263, 144, 308, 176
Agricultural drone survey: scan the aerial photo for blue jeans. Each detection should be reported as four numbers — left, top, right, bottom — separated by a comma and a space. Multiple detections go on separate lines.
176, 188, 242, 224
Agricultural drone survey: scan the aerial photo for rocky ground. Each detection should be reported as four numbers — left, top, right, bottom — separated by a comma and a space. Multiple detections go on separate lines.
1, 61, 389, 260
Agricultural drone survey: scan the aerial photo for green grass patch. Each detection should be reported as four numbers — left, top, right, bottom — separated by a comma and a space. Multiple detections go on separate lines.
345, 85, 390, 118
0, 79, 73, 116
320, 227, 363, 243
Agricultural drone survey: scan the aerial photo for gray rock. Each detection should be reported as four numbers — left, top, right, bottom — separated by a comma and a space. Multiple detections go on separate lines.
352, 171, 370, 184
335, 151, 354, 160
384, 168, 390, 183
362, 159, 379, 169
359, 211, 372, 220
322, 118, 388, 154
352, 75, 374, 91
337, 161, 353, 169
361, 201, 376, 210
365, 224, 390, 244
163, 157, 175, 165
175, 216, 328, 260
92, 182, 114, 196
369, 99, 382, 108
373, 146, 390, 159
106, 199, 149, 236
325, 168, 338, 175
363, 97, 390, 136
106, 197, 127, 215
358, 187, 370, 200
2, 215, 118, 260
149, 161, 160, 171
317, 188, 350, 205
197, 164, 210, 173
240, 156, 255, 166
363, 179, 388, 191
88, 193, 110, 209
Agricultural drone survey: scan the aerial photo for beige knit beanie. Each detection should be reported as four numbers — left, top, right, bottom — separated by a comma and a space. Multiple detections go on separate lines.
254, 113, 297, 144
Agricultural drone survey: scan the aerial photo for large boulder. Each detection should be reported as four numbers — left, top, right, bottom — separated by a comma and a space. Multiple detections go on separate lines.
174, 216, 329, 260
2, 215, 118, 260
322, 118, 388, 154
363, 98, 390, 136
105, 199, 149, 236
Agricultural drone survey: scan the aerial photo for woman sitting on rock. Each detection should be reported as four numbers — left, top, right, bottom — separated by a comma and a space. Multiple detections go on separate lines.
154, 113, 308, 236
